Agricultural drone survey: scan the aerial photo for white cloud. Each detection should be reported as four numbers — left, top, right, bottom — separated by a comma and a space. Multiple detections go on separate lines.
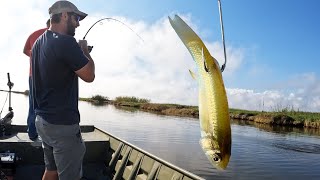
227, 81, 320, 112
75, 15, 197, 103
75, 14, 246, 107
0, 0, 50, 90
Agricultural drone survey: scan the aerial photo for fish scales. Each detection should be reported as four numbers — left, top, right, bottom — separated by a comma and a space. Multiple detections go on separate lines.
169, 15, 231, 169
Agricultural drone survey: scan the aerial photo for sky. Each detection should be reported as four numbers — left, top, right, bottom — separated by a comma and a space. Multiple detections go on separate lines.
0, 0, 320, 112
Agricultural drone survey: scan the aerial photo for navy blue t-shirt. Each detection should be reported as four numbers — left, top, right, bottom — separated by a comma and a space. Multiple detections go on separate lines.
31, 30, 88, 125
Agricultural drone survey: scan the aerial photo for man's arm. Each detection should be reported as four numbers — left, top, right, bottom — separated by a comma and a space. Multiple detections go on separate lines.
75, 40, 95, 82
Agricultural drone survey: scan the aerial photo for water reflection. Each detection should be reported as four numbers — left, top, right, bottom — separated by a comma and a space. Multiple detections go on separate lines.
113, 105, 139, 113
83, 103, 320, 180
240, 122, 320, 154
232, 119, 320, 137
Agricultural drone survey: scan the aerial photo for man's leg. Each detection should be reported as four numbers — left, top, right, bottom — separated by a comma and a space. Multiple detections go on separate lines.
41, 141, 59, 180
35, 116, 58, 180
42, 170, 58, 180
36, 116, 86, 180
54, 125, 86, 180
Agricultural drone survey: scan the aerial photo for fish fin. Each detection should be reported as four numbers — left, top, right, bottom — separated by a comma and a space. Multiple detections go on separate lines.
202, 48, 209, 73
189, 69, 197, 80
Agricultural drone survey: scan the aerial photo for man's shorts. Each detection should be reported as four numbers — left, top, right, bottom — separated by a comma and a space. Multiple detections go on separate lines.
35, 115, 86, 180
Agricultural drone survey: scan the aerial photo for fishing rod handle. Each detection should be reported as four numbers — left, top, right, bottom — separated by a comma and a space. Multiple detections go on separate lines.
6, 73, 13, 90
7, 73, 10, 83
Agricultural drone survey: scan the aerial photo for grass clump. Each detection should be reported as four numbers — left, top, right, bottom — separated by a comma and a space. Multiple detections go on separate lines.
229, 108, 260, 116
115, 96, 150, 103
91, 95, 109, 103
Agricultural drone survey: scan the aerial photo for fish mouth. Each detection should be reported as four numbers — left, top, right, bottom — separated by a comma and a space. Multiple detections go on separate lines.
204, 150, 230, 170
200, 136, 230, 170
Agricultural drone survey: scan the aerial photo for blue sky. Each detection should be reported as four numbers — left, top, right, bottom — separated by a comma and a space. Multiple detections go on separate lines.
1, 0, 320, 111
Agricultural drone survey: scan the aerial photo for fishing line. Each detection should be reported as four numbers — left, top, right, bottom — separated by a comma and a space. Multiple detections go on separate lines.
0, 92, 9, 118
218, 0, 227, 72
82, 17, 144, 52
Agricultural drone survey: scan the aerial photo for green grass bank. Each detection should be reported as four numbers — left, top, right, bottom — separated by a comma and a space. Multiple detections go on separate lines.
81, 95, 320, 129
10, 91, 320, 129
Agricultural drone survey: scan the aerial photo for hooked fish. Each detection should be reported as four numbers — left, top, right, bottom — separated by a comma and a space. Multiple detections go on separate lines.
169, 15, 231, 169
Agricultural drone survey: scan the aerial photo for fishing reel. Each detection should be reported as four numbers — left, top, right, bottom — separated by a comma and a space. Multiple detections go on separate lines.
88, 45, 93, 53
0, 73, 14, 138
0, 111, 13, 137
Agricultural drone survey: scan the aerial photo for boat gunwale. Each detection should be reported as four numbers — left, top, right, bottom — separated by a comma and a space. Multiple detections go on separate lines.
94, 126, 204, 180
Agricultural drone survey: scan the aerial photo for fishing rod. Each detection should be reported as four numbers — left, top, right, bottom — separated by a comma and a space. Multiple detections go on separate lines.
218, 0, 227, 72
0, 73, 14, 135
82, 17, 144, 52
0, 73, 14, 117
6, 73, 13, 112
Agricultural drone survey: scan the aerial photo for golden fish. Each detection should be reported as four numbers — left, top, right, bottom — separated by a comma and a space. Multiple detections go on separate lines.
169, 15, 231, 169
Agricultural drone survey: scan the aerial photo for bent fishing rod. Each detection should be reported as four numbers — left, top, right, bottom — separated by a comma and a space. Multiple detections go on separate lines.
82, 17, 144, 52
218, 0, 227, 72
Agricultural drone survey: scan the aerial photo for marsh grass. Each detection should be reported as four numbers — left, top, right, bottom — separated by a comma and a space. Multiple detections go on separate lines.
115, 96, 150, 103
269, 105, 320, 122
12, 90, 319, 128
79, 95, 109, 105
229, 108, 260, 116
230, 105, 320, 128
91, 95, 109, 102
79, 94, 320, 128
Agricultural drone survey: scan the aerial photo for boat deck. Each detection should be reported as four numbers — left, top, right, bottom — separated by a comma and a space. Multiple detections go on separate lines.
0, 125, 110, 180
0, 125, 203, 180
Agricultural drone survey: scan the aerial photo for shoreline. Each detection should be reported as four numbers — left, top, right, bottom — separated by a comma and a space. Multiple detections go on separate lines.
230, 113, 320, 129
80, 98, 320, 129
6, 91, 320, 129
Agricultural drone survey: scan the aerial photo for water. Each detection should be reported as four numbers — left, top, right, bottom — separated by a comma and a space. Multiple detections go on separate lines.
3, 94, 320, 180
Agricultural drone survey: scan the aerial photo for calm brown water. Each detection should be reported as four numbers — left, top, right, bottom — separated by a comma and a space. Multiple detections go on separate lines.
3, 94, 320, 180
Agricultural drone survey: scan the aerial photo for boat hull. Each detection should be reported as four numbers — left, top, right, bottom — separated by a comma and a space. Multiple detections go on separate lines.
0, 125, 203, 180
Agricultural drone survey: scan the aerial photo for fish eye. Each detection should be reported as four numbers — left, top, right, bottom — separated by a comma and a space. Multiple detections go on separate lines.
213, 153, 221, 162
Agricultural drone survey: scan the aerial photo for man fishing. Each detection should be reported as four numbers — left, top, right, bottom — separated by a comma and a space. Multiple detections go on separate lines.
31, 0, 95, 179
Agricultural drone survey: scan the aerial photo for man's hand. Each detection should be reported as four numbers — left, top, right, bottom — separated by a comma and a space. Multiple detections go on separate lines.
78, 40, 89, 54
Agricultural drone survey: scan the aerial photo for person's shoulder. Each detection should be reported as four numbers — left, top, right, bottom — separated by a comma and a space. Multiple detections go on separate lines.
48, 31, 75, 42
45, 31, 74, 44
46, 31, 78, 52
35, 28, 47, 33
30, 28, 48, 36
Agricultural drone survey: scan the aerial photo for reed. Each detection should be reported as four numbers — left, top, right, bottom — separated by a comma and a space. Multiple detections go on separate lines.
115, 96, 150, 103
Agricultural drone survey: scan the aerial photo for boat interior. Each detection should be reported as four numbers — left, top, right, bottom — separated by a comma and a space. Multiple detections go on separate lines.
0, 125, 110, 180
0, 125, 202, 180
